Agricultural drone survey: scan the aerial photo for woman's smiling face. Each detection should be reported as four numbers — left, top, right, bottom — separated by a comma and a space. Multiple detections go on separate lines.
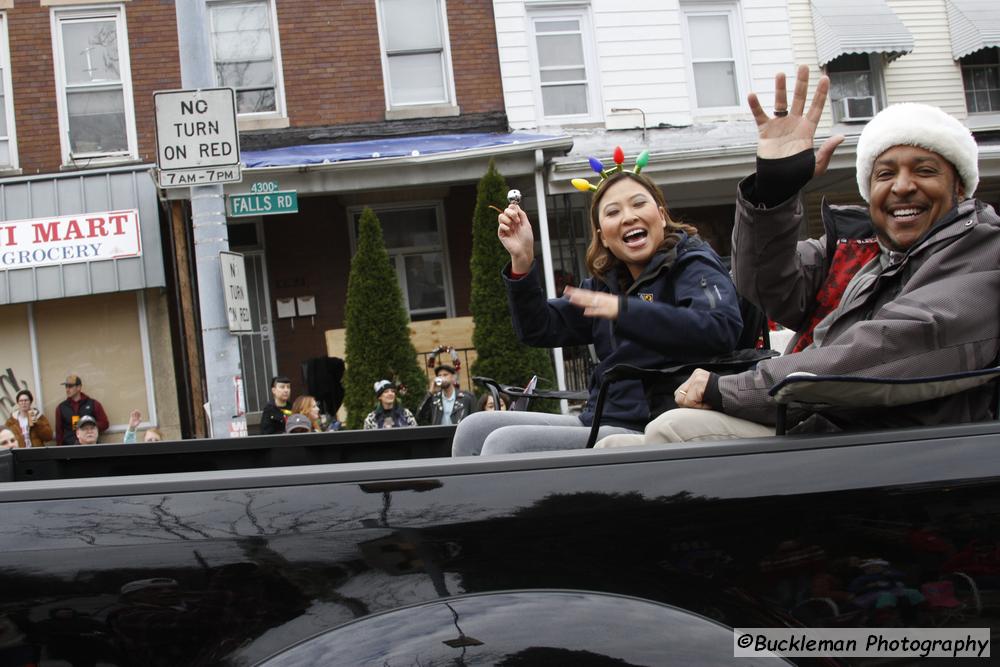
595, 177, 668, 278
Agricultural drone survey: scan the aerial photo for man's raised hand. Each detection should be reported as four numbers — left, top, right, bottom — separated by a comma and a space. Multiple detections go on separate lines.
747, 65, 844, 177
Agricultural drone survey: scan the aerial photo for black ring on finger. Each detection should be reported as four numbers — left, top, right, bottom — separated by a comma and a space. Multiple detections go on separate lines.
774, 109, 789, 117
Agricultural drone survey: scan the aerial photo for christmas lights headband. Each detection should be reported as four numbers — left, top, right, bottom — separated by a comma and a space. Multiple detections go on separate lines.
571, 146, 650, 193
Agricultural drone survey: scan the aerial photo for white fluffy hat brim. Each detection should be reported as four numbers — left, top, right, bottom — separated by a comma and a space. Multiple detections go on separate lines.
855, 103, 978, 202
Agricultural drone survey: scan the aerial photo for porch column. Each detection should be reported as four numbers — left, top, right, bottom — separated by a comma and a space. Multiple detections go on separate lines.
533, 149, 569, 412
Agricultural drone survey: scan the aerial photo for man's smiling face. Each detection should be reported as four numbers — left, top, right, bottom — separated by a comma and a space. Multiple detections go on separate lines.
868, 145, 964, 252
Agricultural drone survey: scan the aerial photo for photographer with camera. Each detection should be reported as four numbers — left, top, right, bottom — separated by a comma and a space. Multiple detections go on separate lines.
5, 389, 53, 447
417, 363, 476, 426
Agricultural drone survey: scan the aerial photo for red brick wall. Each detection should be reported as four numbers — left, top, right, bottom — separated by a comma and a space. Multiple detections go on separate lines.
126, 1, 182, 165
446, 0, 504, 114
7, 4, 58, 174
7, 0, 503, 175
276, 0, 504, 127
275, 1, 386, 127
7, 0, 181, 175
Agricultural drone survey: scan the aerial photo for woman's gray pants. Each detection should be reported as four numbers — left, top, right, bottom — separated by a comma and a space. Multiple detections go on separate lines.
452, 411, 640, 456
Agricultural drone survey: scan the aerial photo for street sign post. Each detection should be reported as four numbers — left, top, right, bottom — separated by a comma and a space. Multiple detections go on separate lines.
154, 88, 242, 188
219, 251, 253, 333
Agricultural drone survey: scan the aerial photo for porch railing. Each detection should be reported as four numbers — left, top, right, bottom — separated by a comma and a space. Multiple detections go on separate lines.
417, 345, 595, 400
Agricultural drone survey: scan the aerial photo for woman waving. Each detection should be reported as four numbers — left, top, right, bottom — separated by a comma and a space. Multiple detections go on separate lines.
453, 153, 743, 456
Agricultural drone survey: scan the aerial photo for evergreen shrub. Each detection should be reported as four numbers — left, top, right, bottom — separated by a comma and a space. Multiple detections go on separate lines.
342, 208, 427, 428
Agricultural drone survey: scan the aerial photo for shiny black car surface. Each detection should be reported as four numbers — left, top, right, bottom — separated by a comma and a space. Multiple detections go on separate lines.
1, 421, 998, 665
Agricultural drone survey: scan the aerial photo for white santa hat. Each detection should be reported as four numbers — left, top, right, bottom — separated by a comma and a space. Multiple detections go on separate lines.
855, 103, 979, 202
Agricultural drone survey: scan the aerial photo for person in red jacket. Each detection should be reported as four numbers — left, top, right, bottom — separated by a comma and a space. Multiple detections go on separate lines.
54, 374, 109, 445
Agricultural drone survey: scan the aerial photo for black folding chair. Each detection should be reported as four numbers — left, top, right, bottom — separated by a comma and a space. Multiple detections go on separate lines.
580, 347, 778, 447
472, 376, 587, 413
474, 289, 777, 447
768, 365, 1000, 435
475, 348, 777, 447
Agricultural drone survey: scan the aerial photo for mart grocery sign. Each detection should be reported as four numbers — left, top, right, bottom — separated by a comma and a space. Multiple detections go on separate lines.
0, 209, 141, 270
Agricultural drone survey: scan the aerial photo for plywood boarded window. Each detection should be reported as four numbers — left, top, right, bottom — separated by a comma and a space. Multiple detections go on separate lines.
34, 292, 148, 432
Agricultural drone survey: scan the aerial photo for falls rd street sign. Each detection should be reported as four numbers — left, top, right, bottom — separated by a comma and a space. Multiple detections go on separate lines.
154, 87, 242, 188
228, 191, 298, 217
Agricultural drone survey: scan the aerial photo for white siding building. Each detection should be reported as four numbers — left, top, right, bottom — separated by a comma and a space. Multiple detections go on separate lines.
496, 0, 795, 131
492, 0, 799, 271
492, 0, 1000, 248
784, 0, 1000, 231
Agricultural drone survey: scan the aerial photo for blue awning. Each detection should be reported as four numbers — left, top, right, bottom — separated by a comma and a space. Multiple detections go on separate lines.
242, 132, 567, 168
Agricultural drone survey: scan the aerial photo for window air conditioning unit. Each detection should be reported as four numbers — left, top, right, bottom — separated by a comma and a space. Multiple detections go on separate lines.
838, 96, 877, 122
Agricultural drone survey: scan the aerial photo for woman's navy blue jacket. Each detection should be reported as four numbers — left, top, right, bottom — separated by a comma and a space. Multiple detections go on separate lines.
504, 233, 743, 431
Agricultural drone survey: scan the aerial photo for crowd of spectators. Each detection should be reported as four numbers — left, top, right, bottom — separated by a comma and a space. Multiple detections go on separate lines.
0, 356, 515, 448
2, 373, 162, 448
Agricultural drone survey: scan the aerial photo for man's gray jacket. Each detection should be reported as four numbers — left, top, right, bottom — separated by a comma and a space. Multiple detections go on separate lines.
722, 181, 1000, 430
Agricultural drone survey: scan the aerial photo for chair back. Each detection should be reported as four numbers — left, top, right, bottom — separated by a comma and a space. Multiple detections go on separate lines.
768, 363, 1000, 435
509, 376, 538, 411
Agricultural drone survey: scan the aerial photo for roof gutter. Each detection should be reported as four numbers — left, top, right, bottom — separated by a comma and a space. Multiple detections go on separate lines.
242, 135, 575, 176
158, 134, 575, 200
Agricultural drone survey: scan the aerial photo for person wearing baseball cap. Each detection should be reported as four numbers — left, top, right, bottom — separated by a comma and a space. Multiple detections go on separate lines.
54, 374, 109, 445
74, 415, 101, 445
283, 414, 313, 434
417, 365, 476, 426
601, 65, 999, 446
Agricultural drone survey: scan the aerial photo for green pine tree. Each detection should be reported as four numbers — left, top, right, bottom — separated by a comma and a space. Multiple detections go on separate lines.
342, 208, 427, 428
469, 161, 557, 411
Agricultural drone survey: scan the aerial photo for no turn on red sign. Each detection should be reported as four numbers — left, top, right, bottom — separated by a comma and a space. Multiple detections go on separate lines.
154, 87, 242, 188
220, 251, 253, 333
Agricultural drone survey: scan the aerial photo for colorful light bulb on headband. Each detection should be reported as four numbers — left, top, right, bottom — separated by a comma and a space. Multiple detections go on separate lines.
634, 150, 649, 174
572, 148, 648, 191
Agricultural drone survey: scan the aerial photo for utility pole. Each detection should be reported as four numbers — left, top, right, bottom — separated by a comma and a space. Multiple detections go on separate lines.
174, 0, 244, 437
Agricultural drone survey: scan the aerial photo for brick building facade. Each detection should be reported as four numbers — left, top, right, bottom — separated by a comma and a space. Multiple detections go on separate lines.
0, 0, 572, 435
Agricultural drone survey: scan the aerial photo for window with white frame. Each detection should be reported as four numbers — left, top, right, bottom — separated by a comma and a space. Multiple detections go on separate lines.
377, 0, 454, 108
681, 3, 747, 110
825, 53, 883, 123
209, 0, 285, 116
529, 9, 599, 120
0, 14, 17, 169
350, 204, 453, 320
51, 5, 137, 162
961, 47, 1000, 114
